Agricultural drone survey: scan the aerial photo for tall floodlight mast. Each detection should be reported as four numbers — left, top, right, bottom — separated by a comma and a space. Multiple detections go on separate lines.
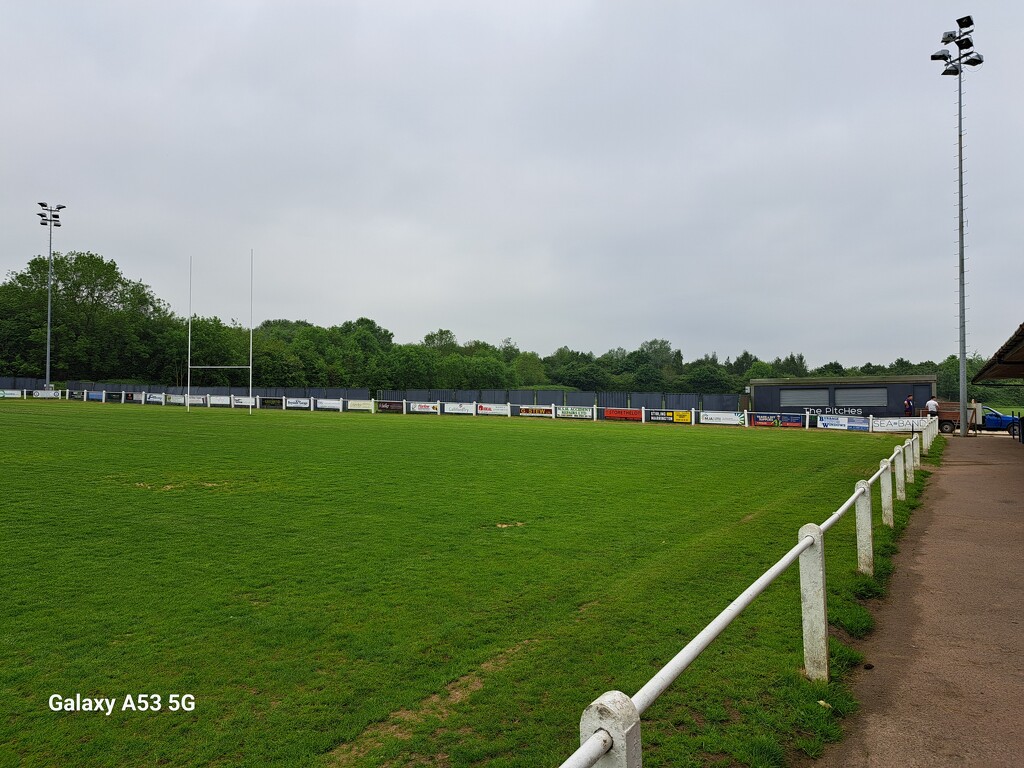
931, 15, 983, 436
36, 202, 67, 388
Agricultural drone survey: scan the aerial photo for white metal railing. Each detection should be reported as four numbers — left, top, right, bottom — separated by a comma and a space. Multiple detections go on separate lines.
559, 422, 937, 768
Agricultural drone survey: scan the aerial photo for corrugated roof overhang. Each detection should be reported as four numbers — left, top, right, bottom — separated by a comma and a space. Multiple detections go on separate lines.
972, 323, 1024, 383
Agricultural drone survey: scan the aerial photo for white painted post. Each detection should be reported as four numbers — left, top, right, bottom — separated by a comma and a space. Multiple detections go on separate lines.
743, 409, 749, 427
506, 401, 511, 418
869, 415, 874, 432
436, 400, 441, 416
641, 407, 646, 423
798, 523, 829, 682
894, 448, 906, 501
879, 459, 894, 527
473, 401, 478, 416
912, 433, 921, 468
903, 440, 915, 484
855, 480, 873, 576
402, 398, 407, 415
579, 691, 642, 768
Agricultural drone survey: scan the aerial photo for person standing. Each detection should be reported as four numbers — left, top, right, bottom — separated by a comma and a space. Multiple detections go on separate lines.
904, 394, 915, 417
926, 395, 940, 416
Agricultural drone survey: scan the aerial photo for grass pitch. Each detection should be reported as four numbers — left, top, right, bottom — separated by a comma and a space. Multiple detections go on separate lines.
0, 401, 927, 767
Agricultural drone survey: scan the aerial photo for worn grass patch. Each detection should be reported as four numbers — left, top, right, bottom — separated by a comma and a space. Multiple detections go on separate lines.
0, 400, 927, 767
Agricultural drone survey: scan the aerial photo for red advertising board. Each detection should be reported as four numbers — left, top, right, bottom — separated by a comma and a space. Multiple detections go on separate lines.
605, 408, 642, 421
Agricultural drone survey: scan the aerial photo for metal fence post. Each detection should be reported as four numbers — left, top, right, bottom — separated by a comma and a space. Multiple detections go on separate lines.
855, 480, 873, 576
903, 439, 915, 485
579, 691, 642, 768
893, 448, 906, 501
879, 459, 894, 527
798, 523, 829, 682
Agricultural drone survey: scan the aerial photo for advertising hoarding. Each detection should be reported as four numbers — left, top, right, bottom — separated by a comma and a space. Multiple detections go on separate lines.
477, 403, 510, 416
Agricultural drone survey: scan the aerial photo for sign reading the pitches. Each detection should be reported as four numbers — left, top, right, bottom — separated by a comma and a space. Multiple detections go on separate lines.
376, 400, 404, 413
477, 403, 510, 416
816, 415, 870, 432
700, 411, 744, 426
556, 406, 593, 420
751, 413, 803, 428
604, 408, 642, 421
346, 399, 374, 411
285, 398, 311, 409
443, 402, 475, 415
409, 401, 440, 414
519, 406, 553, 417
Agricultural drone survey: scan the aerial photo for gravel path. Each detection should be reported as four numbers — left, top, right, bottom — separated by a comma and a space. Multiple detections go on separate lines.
797, 434, 1024, 767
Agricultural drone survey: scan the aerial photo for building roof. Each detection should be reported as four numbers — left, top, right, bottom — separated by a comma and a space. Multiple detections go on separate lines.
749, 374, 937, 387
972, 323, 1024, 383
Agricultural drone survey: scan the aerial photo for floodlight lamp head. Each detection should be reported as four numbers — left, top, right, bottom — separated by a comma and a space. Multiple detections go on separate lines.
964, 52, 984, 66
55, 204, 65, 210
931, 49, 951, 61
54, 221, 61, 227
38, 202, 48, 208
955, 35, 973, 50
40, 220, 47, 225
941, 31, 957, 44
957, 15, 974, 30
942, 63, 961, 76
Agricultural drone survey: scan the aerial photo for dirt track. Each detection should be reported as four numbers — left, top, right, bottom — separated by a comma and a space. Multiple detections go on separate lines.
799, 434, 1024, 767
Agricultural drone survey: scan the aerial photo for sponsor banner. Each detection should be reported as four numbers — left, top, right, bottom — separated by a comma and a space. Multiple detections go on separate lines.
106, 392, 124, 403
314, 398, 343, 411
145, 393, 165, 404
751, 413, 804, 428
604, 407, 642, 421
165, 394, 186, 405
68, 390, 86, 401
232, 396, 256, 407
259, 396, 283, 409
673, 410, 693, 424
647, 409, 676, 423
346, 399, 374, 411
376, 400, 404, 413
700, 411, 744, 426
409, 401, 440, 414
31, 389, 62, 399
285, 397, 311, 410
871, 417, 931, 433
86, 391, 104, 402
209, 395, 231, 407
519, 406, 554, 417
0, 389, 24, 398
477, 402, 510, 416
817, 415, 870, 432
187, 395, 207, 406
123, 392, 145, 404
556, 405, 593, 420
443, 402, 475, 415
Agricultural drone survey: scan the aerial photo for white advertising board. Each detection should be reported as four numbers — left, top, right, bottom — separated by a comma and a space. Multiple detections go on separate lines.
166, 394, 186, 405
187, 395, 207, 406
555, 406, 593, 420
314, 398, 343, 410
477, 403, 510, 416
870, 417, 931, 433
409, 401, 440, 413
209, 395, 232, 406
817, 415, 870, 432
347, 399, 374, 411
700, 411, 745, 426
32, 390, 62, 399
233, 396, 256, 407
443, 402, 475, 415
285, 398, 311, 409
0, 389, 24, 398
145, 393, 165, 404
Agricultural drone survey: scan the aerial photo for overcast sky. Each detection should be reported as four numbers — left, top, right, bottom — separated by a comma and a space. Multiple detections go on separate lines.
3, 2, 1021, 368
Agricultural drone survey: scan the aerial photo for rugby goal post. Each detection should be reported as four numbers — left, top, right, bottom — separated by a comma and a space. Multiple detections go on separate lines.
186, 250, 254, 413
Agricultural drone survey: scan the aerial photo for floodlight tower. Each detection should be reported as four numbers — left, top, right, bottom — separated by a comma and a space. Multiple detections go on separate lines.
36, 202, 67, 388
931, 16, 983, 437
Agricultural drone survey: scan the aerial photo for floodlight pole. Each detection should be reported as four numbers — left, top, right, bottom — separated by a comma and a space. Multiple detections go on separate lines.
36, 202, 66, 389
932, 16, 983, 437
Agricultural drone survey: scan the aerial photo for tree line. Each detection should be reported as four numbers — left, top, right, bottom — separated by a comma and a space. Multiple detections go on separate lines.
2, 252, 1018, 401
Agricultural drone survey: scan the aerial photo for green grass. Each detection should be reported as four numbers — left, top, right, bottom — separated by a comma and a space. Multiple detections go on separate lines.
0, 401, 930, 767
